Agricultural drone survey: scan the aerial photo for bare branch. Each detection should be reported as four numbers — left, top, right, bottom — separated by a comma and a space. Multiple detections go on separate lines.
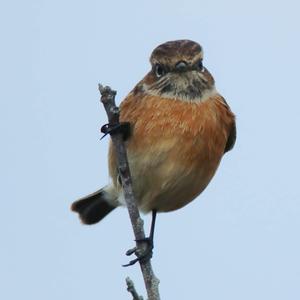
126, 277, 144, 300
98, 84, 160, 300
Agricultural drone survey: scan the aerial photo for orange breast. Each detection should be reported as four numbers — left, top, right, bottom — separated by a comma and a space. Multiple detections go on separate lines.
109, 93, 235, 213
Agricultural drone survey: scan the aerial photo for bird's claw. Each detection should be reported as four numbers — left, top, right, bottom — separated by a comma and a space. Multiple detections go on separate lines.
100, 122, 131, 140
125, 247, 137, 256
122, 237, 154, 267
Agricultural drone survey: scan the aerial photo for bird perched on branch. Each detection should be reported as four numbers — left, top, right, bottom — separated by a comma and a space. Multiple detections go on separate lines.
71, 39, 236, 262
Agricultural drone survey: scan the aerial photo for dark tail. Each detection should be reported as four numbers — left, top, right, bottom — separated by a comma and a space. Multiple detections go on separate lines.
71, 189, 116, 225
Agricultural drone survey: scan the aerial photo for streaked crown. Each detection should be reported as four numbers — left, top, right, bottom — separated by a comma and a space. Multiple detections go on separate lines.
150, 40, 203, 68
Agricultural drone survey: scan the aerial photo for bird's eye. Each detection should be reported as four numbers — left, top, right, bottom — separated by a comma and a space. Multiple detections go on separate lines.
154, 64, 165, 78
198, 60, 205, 72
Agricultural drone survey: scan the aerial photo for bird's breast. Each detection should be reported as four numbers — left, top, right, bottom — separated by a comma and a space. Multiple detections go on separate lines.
109, 93, 234, 212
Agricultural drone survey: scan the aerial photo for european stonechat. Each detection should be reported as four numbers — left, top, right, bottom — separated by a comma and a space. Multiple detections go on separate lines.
71, 39, 236, 237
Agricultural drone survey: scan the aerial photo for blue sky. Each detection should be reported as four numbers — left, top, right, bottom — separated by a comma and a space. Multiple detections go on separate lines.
1, 0, 300, 299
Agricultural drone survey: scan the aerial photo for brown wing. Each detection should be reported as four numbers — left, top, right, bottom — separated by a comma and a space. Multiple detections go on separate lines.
224, 121, 236, 153
220, 97, 236, 153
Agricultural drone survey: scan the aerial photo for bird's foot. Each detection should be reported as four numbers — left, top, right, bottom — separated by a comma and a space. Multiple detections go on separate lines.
123, 237, 154, 267
100, 122, 131, 140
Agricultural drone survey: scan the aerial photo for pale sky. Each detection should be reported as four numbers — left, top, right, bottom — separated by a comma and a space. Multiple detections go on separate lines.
1, 0, 300, 299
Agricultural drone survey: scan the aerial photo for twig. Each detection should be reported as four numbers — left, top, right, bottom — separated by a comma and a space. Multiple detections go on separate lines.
126, 277, 144, 300
98, 84, 160, 300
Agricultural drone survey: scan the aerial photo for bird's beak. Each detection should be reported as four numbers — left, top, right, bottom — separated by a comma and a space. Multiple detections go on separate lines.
175, 61, 188, 72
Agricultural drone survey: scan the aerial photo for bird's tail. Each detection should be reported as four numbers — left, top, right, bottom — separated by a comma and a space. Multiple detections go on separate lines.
71, 185, 119, 225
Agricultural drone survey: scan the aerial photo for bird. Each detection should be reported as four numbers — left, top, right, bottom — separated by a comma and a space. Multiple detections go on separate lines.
71, 39, 236, 263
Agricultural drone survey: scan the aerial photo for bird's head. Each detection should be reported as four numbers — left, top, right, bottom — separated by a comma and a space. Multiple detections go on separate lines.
139, 40, 216, 101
